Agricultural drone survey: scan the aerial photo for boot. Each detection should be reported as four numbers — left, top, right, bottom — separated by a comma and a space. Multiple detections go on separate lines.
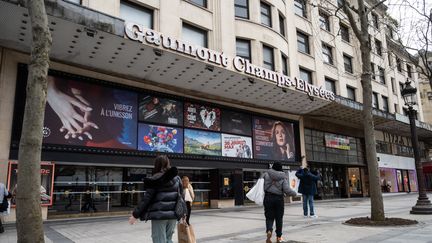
266, 231, 272, 243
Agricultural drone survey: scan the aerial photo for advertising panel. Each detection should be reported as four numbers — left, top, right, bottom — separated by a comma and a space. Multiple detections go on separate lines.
253, 117, 296, 161
7, 162, 55, 206
221, 133, 253, 158
184, 129, 221, 156
138, 94, 183, 126
138, 123, 183, 153
43, 75, 137, 149
184, 102, 221, 131
288, 171, 300, 194
325, 134, 350, 150
221, 110, 252, 136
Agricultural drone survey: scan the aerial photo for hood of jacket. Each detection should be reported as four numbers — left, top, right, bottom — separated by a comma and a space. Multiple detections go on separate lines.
144, 167, 179, 189
267, 168, 286, 181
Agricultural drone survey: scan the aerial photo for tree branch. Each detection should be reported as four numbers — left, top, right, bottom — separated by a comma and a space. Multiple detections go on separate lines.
366, 0, 387, 15
342, 1, 362, 41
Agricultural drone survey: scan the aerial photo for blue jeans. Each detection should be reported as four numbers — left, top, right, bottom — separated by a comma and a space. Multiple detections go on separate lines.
151, 219, 176, 243
302, 194, 315, 216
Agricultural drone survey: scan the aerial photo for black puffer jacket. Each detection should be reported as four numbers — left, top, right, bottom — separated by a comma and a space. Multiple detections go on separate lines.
133, 167, 182, 221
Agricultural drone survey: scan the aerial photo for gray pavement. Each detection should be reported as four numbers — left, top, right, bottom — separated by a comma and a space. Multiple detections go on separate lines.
1, 193, 432, 242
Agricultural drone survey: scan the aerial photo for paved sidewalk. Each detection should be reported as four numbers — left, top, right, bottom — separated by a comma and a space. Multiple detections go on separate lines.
1, 194, 432, 242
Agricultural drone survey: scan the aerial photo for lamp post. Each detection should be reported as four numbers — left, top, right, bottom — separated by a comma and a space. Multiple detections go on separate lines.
401, 79, 432, 214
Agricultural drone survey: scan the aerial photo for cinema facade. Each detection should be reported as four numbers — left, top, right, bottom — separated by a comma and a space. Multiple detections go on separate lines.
0, 0, 431, 220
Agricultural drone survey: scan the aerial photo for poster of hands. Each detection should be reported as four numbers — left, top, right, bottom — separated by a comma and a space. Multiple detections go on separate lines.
138, 123, 183, 153
138, 95, 183, 126
222, 134, 253, 158
43, 75, 138, 149
253, 117, 296, 161
184, 102, 221, 131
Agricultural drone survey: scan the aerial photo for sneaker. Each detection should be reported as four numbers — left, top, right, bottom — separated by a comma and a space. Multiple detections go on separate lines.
276, 237, 287, 243
266, 231, 272, 243
310, 215, 318, 218
303, 215, 308, 218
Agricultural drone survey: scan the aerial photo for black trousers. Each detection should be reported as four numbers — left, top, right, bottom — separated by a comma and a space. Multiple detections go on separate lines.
186, 201, 192, 225
264, 193, 284, 237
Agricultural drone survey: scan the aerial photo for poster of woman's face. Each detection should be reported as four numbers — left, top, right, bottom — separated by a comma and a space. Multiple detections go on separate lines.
184, 102, 221, 131
138, 95, 183, 126
138, 123, 183, 153
221, 110, 252, 136
253, 117, 296, 161
184, 129, 222, 156
43, 75, 138, 150
222, 134, 253, 158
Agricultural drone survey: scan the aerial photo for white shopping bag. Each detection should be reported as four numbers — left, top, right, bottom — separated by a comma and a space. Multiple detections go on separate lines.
246, 178, 265, 205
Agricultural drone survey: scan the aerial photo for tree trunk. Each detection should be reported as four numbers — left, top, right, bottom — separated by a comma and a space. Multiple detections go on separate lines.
16, 0, 52, 242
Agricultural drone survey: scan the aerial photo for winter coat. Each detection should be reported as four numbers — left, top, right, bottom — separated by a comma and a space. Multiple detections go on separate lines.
296, 169, 320, 195
133, 167, 182, 221
263, 169, 297, 197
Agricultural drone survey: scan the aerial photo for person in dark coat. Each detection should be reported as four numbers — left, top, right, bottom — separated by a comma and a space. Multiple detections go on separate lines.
263, 162, 297, 243
129, 155, 183, 243
296, 167, 320, 218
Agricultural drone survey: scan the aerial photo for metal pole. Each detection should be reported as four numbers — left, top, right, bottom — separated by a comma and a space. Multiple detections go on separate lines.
409, 107, 432, 214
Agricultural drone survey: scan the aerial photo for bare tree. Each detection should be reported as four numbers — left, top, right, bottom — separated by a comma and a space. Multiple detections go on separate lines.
16, 0, 52, 242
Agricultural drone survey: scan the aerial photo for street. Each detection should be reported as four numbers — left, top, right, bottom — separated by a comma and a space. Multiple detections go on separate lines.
2, 194, 432, 243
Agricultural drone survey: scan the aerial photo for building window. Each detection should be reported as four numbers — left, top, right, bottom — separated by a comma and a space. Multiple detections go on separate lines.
260, 2, 272, 27
388, 53, 393, 66
182, 23, 208, 47
382, 96, 389, 112
297, 31, 310, 54
319, 11, 331, 31
120, 1, 153, 29
325, 77, 336, 94
391, 77, 396, 94
427, 92, 432, 100
343, 54, 353, 73
372, 92, 379, 109
337, 0, 344, 7
396, 58, 402, 72
188, 0, 207, 7
371, 62, 376, 80
300, 68, 312, 84
263, 45, 274, 71
322, 43, 333, 65
235, 0, 249, 19
375, 39, 383, 56
407, 64, 413, 78
281, 53, 288, 75
66, 0, 81, 4
372, 12, 379, 29
394, 103, 399, 113
399, 82, 404, 95
347, 86, 356, 101
279, 13, 286, 37
389, 26, 395, 39
294, 0, 307, 18
340, 23, 350, 42
236, 39, 251, 61
379, 67, 386, 84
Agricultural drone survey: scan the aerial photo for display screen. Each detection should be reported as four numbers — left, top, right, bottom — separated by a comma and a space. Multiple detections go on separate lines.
138, 123, 183, 153
184, 102, 221, 131
221, 110, 252, 136
138, 94, 183, 126
253, 117, 296, 161
43, 75, 137, 149
222, 133, 253, 158
184, 129, 221, 156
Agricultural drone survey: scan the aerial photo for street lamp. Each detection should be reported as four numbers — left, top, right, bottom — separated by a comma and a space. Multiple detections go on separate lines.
401, 79, 432, 214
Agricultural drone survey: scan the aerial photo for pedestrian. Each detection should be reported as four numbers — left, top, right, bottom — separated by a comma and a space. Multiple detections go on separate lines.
296, 166, 320, 218
129, 155, 182, 243
263, 162, 297, 243
0, 182, 11, 233
81, 187, 97, 213
182, 176, 195, 225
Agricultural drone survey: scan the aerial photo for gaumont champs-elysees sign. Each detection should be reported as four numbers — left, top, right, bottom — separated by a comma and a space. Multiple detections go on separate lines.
125, 22, 335, 101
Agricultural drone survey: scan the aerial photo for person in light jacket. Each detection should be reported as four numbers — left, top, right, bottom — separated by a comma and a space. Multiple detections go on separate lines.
129, 155, 183, 243
0, 182, 11, 234
182, 176, 195, 225
263, 162, 297, 243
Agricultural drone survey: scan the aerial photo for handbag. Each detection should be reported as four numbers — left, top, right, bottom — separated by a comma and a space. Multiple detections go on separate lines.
177, 218, 196, 243
175, 177, 188, 220
0, 197, 8, 212
246, 178, 265, 205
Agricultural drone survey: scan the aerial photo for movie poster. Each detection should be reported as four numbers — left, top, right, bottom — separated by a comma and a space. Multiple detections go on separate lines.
253, 117, 296, 161
184, 129, 221, 156
138, 123, 183, 153
7, 162, 55, 206
221, 110, 252, 136
222, 134, 253, 158
184, 102, 221, 131
43, 75, 137, 149
138, 95, 183, 126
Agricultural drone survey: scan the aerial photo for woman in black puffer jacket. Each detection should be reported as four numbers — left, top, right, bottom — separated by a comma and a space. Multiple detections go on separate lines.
129, 155, 183, 243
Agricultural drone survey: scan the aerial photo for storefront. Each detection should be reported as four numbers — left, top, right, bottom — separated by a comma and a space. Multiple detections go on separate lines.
424, 162, 432, 191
